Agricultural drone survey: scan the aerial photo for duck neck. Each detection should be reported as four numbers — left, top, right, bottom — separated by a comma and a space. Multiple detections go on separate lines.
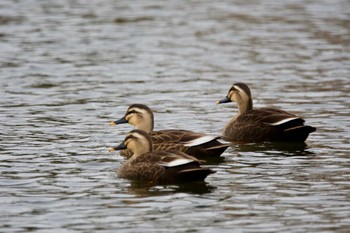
237, 96, 253, 113
135, 114, 154, 134
135, 123, 153, 134
130, 141, 153, 159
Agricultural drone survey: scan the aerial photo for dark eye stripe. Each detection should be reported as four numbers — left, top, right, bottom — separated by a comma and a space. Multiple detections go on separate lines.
124, 135, 138, 144
126, 110, 139, 115
229, 86, 237, 92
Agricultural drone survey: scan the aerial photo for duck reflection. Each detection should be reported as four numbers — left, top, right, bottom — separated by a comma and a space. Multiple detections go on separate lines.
126, 180, 216, 196
231, 141, 315, 156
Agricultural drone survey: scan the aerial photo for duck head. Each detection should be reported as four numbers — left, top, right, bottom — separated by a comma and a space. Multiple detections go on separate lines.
217, 83, 253, 113
110, 104, 154, 133
109, 129, 153, 156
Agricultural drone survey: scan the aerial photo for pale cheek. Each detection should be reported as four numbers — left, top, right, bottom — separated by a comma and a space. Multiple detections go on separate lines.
125, 115, 132, 122
130, 142, 143, 154
128, 116, 139, 126
229, 93, 236, 101
127, 140, 138, 150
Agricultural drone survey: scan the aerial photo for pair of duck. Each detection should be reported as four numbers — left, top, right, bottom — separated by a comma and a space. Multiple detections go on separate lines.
109, 83, 316, 185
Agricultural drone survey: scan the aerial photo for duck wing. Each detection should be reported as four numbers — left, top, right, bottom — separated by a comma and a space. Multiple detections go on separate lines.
236, 108, 304, 128
153, 143, 187, 152
151, 129, 205, 144
119, 150, 211, 184
225, 108, 312, 142
252, 108, 305, 129
151, 130, 229, 157
156, 151, 214, 183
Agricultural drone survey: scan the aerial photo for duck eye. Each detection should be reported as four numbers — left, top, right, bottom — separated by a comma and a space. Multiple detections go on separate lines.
126, 110, 140, 117
228, 89, 236, 95
125, 135, 138, 143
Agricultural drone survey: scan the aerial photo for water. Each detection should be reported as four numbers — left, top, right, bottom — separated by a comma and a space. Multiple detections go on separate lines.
1, 0, 349, 232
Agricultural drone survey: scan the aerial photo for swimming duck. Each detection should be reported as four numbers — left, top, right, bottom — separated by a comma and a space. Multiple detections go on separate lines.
109, 129, 215, 184
217, 82, 316, 142
110, 104, 229, 158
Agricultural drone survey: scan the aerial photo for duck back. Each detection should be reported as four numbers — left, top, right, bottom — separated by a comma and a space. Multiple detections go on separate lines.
223, 108, 316, 142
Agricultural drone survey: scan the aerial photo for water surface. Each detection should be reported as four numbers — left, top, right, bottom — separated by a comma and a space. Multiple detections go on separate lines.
1, 0, 349, 232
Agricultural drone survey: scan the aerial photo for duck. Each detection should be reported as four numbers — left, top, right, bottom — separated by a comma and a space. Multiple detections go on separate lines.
109, 129, 215, 184
217, 82, 316, 143
110, 104, 229, 158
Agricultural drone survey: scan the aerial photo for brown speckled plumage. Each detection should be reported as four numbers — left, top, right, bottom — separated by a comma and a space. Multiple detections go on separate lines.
218, 83, 316, 143
112, 130, 215, 184
112, 104, 229, 158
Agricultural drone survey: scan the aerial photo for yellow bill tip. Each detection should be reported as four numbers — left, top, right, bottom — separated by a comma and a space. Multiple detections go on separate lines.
110, 121, 116, 126
108, 147, 115, 153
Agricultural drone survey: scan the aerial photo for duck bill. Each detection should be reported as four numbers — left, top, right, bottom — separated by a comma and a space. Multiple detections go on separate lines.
216, 96, 232, 104
108, 142, 127, 152
110, 116, 128, 126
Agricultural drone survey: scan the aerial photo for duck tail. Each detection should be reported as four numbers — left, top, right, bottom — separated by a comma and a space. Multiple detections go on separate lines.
282, 125, 316, 142
204, 143, 230, 154
186, 139, 230, 158
176, 168, 216, 182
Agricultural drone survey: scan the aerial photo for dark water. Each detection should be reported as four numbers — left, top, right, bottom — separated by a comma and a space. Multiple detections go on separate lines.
1, 0, 349, 232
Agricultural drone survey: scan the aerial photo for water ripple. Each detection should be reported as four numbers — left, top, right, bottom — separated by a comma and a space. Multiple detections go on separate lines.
0, 0, 349, 232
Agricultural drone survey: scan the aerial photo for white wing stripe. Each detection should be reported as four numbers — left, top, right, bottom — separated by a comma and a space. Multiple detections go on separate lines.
268, 117, 300, 126
161, 158, 193, 167
184, 136, 217, 147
